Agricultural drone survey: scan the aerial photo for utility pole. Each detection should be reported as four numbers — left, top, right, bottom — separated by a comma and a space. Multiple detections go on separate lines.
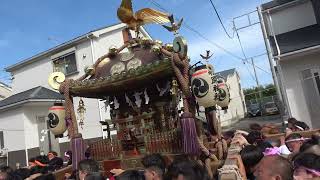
251, 58, 260, 90
251, 58, 263, 108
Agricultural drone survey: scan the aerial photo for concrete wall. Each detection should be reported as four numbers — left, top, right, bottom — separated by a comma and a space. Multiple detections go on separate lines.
268, 1, 317, 35
220, 74, 246, 127
279, 51, 320, 128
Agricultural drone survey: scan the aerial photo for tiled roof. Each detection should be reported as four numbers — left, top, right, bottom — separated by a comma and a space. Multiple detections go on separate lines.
0, 86, 63, 108
215, 68, 236, 80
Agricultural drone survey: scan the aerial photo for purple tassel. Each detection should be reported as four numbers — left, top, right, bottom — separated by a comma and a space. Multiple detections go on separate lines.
66, 117, 72, 127
180, 112, 200, 155
71, 135, 85, 170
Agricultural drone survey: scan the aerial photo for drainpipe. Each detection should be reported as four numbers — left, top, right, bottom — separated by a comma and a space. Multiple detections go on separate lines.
87, 35, 104, 137
24, 145, 28, 167
264, 9, 292, 118
257, 6, 282, 103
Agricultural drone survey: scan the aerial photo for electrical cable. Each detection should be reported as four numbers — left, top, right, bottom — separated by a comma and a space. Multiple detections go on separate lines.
148, 0, 271, 75
208, 0, 235, 39
235, 28, 259, 82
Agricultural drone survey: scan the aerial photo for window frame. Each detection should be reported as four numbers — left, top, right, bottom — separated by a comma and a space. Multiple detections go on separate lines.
300, 67, 320, 96
52, 51, 78, 76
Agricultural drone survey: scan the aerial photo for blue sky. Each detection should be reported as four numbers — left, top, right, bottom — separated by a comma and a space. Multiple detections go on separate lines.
0, 0, 272, 88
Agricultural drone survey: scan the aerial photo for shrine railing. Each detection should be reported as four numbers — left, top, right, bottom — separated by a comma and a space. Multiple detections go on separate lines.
90, 139, 122, 161
145, 130, 183, 154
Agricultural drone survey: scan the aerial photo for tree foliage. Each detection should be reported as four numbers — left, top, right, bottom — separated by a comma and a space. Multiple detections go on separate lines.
244, 84, 277, 101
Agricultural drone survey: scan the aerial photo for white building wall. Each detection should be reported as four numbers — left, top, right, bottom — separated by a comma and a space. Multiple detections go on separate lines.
11, 57, 53, 94
0, 108, 26, 151
220, 74, 246, 127
279, 52, 320, 128
268, 1, 317, 35
23, 105, 53, 149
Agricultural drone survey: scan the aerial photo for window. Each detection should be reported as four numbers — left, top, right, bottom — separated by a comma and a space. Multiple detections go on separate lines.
301, 68, 320, 95
53, 52, 77, 75
0, 131, 4, 149
312, 0, 320, 24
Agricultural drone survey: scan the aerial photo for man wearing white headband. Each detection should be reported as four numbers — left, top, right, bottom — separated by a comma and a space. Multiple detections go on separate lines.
285, 133, 305, 154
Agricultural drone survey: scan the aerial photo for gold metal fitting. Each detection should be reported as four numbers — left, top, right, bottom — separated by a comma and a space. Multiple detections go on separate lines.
164, 43, 173, 51
109, 45, 118, 55
151, 44, 161, 54
85, 66, 95, 76
154, 40, 163, 46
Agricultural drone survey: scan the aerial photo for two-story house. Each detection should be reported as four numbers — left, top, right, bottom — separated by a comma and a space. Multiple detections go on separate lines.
0, 23, 151, 167
216, 68, 246, 127
259, 0, 320, 128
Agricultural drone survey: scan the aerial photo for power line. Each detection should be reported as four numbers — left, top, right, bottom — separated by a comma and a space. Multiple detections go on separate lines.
208, 0, 235, 39
149, 0, 245, 60
234, 26, 259, 82
148, 0, 271, 75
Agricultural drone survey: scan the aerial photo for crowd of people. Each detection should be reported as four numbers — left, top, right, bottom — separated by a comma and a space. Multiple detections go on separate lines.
230, 117, 320, 180
0, 151, 71, 180
0, 117, 318, 180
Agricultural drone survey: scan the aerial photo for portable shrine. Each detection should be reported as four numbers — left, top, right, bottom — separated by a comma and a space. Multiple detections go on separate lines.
47, 0, 231, 177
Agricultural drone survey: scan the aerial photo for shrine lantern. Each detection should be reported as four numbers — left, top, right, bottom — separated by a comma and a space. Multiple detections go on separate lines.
216, 79, 230, 110
191, 65, 217, 108
48, 102, 67, 137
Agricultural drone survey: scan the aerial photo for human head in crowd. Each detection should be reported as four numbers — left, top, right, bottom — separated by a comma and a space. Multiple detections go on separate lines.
47, 151, 63, 171
142, 154, 166, 180
223, 130, 235, 145
33, 173, 55, 180
28, 158, 37, 168
78, 159, 100, 180
240, 145, 264, 179
84, 172, 105, 180
47, 151, 58, 161
293, 121, 309, 131
14, 168, 31, 179
256, 141, 273, 152
254, 155, 293, 180
164, 158, 210, 180
246, 131, 265, 145
116, 170, 145, 180
293, 153, 320, 180
249, 123, 262, 131
287, 118, 309, 131
287, 118, 297, 130
0, 166, 13, 174
285, 133, 304, 153
0, 172, 8, 180
299, 135, 320, 155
